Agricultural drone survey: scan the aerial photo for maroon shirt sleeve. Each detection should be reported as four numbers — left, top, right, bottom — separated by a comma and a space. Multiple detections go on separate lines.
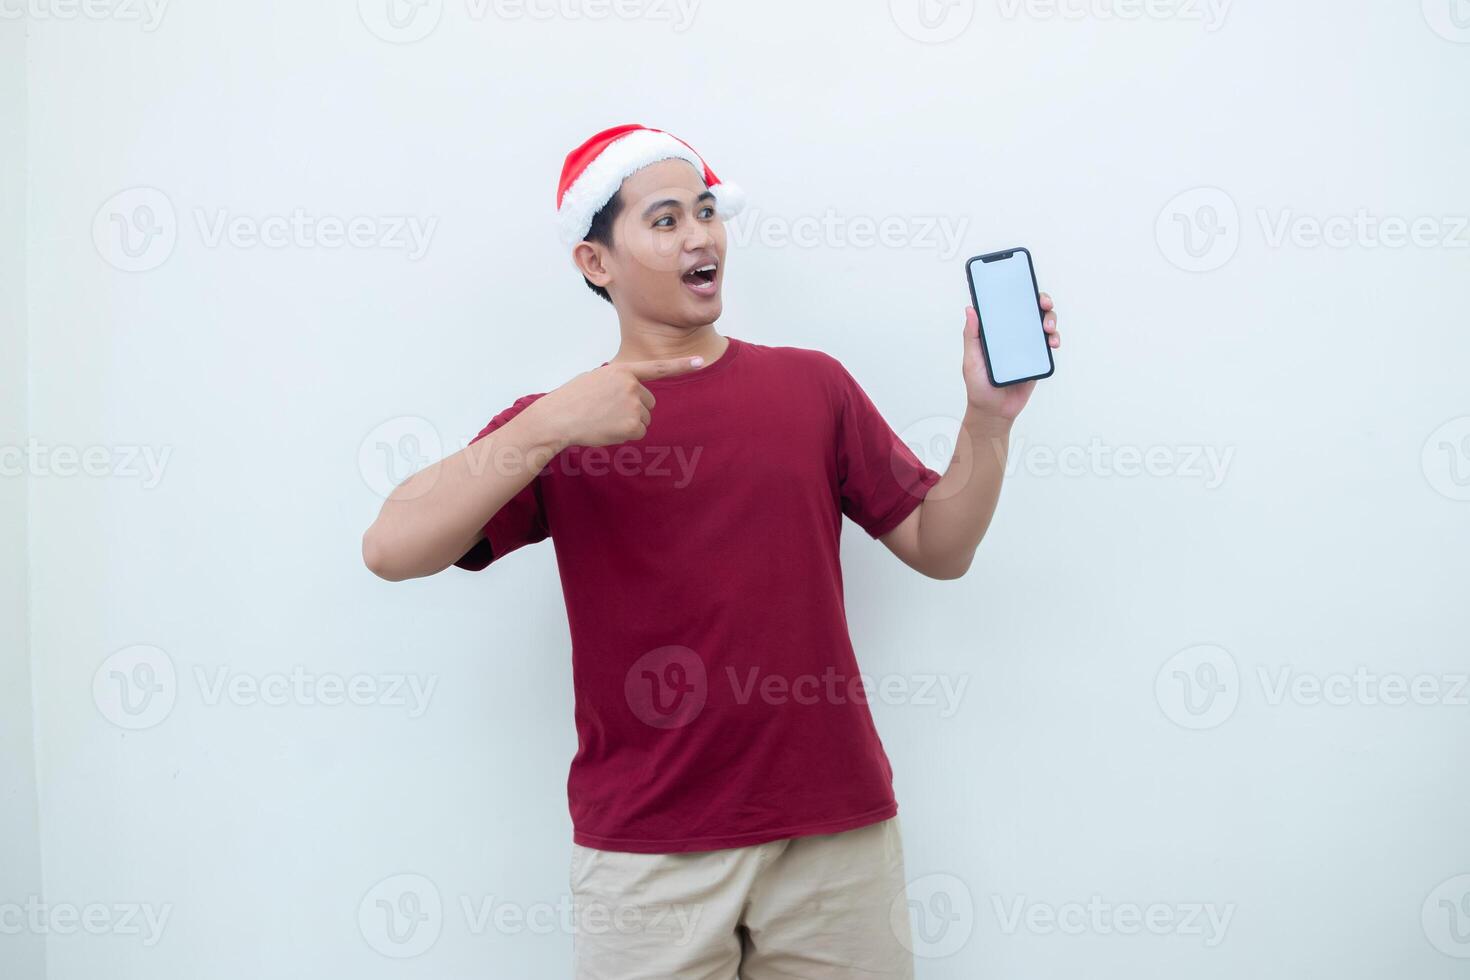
831, 361, 943, 538
452, 394, 550, 571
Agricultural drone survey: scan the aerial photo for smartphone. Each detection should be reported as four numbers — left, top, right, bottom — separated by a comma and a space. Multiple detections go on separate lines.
964, 247, 1054, 387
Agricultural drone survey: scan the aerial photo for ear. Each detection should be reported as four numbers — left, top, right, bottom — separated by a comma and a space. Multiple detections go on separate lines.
572, 240, 613, 290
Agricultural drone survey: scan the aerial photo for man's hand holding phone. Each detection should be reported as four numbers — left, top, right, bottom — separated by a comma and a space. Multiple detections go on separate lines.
962, 290, 1060, 423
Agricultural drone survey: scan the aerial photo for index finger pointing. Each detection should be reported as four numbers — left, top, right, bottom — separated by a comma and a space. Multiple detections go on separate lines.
626, 356, 706, 381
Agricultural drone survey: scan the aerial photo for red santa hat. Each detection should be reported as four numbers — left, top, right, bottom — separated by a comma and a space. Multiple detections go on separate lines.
555, 124, 746, 245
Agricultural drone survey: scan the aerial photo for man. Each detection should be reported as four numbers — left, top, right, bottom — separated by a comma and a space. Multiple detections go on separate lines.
361, 124, 1062, 978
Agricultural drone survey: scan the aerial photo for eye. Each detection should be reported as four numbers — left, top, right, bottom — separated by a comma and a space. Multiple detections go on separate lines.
698, 206, 715, 219
653, 214, 676, 228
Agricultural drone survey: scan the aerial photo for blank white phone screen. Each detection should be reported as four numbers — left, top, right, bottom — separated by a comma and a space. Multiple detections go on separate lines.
971, 252, 1050, 385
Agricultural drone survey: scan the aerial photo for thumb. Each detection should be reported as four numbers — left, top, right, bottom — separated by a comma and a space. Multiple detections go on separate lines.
626, 356, 706, 381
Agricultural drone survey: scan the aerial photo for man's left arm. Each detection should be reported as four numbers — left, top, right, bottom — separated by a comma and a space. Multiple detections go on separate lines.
880, 292, 1061, 579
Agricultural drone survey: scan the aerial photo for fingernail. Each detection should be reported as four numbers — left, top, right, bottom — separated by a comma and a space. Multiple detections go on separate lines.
691, 356, 704, 367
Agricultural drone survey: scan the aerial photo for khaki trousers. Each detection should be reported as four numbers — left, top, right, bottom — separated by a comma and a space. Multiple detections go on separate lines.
570, 815, 915, 979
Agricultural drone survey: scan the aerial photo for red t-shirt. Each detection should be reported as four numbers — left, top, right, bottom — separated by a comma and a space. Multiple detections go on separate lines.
455, 336, 941, 853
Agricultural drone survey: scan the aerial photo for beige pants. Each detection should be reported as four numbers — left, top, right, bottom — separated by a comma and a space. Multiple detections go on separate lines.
569, 816, 915, 980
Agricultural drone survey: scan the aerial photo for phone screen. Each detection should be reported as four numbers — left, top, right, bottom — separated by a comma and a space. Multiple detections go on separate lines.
967, 250, 1053, 386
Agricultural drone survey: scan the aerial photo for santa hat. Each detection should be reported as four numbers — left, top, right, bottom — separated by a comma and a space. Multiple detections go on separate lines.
556, 124, 746, 245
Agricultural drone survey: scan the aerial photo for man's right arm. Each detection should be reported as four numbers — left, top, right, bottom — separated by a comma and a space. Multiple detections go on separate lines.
360, 354, 706, 582
361, 404, 566, 582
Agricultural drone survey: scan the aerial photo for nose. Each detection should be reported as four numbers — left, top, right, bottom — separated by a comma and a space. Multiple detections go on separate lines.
684, 219, 714, 252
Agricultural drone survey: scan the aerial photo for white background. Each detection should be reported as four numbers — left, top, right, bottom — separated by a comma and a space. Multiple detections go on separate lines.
4, 1, 1469, 977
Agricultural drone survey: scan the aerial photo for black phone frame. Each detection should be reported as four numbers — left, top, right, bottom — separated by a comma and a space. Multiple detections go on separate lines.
964, 247, 1055, 387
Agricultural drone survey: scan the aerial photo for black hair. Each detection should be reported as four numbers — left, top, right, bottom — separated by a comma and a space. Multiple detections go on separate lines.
581, 188, 624, 304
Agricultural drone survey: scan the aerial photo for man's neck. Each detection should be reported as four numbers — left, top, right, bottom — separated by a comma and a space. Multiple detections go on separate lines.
609, 320, 728, 366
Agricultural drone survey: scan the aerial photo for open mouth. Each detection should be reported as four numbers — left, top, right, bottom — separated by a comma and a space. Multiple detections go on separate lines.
681, 263, 719, 296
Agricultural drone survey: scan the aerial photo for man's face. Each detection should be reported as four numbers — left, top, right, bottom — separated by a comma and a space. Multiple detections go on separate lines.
586, 158, 728, 327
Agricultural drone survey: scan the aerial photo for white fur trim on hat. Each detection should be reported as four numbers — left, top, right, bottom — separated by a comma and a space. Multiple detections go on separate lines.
557, 130, 744, 245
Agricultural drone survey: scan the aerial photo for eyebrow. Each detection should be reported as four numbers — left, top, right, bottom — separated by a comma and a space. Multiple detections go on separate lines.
641, 190, 717, 220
